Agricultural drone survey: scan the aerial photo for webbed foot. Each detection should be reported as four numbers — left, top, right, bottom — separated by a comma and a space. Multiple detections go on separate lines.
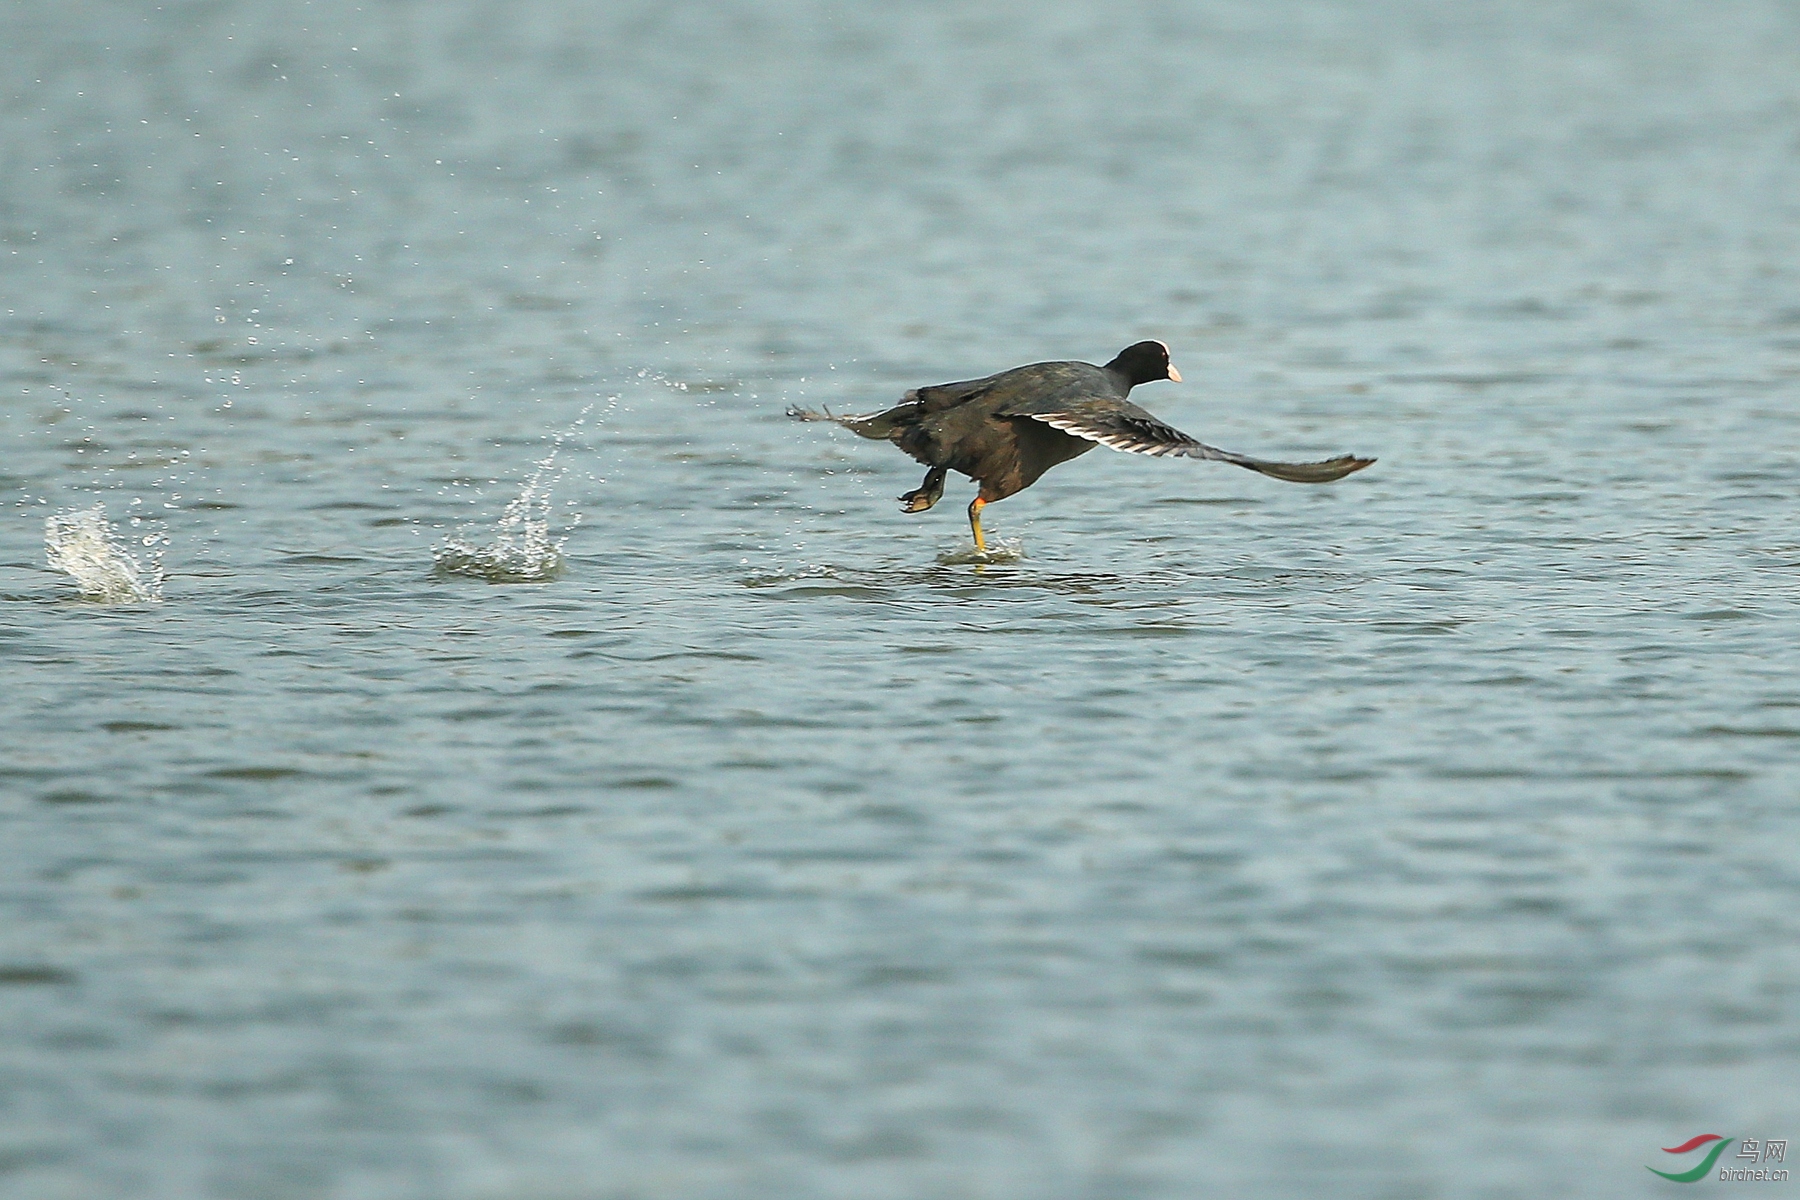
898, 467, 947, 513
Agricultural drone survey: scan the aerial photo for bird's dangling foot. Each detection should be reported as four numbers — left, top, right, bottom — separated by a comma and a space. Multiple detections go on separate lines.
967, 496, 988, 552
899, 466, 947, 513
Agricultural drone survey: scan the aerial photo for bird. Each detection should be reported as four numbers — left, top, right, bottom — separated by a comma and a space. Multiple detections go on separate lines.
789, 341, 1374, 551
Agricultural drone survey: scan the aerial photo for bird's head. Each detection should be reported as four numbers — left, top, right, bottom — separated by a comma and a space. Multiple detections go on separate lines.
1105, 340, 1182, 387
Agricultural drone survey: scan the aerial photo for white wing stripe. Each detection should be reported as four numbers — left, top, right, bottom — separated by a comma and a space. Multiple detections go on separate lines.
1024, 413, 1206, 458
1019, 414, 1373, 481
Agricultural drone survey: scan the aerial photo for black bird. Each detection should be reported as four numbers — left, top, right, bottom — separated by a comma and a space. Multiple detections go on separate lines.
789, 341, 1374, 550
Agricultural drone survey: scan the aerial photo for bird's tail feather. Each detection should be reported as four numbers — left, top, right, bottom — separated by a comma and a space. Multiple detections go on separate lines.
786, 403, 914, 440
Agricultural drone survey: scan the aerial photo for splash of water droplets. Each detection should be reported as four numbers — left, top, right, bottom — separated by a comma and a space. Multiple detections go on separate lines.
45, 504, 166, 603
431, 456, 570, 583
936, 537, 1026, 566
432, 402, 605, 583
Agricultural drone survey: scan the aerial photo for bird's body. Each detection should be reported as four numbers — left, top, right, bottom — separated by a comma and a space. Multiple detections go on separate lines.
790, 341, 1373, 550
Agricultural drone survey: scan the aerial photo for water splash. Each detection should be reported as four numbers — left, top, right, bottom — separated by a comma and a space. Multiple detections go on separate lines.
45, 504, 166, 603
432, 404, 601, 583
936, 537, 1025, 566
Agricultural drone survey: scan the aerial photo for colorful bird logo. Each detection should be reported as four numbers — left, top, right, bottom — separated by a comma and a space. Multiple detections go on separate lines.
1648, 1135, 1735, 1182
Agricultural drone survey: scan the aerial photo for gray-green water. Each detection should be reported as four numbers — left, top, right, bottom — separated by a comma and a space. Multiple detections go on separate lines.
4, 2, 1800, 1197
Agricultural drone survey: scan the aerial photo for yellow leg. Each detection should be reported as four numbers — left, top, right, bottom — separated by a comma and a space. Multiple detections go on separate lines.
968, 497, 987, 552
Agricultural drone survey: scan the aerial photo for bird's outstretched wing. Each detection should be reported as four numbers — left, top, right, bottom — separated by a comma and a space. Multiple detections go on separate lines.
1005, 397, 1375, 483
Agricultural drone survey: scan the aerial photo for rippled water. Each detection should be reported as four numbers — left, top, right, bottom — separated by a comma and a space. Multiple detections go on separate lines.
4, 2, 1800, 1197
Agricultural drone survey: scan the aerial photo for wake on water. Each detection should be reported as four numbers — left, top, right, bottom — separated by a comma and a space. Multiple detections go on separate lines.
45, 504, 166, 603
